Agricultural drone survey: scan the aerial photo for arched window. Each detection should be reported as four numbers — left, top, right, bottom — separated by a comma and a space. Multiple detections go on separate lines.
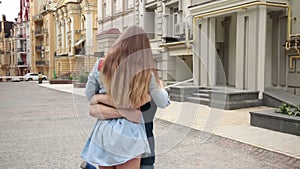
68, 18, 72, 32
81, 15, 86, 30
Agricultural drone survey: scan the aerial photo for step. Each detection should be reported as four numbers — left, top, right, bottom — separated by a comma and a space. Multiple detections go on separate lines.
264, 88, 300, 108
186, 97, 210, 105
192, 93, 210, 98
198, 89, 212, 94
210, 99, 262, 110
210, 91, 259, 101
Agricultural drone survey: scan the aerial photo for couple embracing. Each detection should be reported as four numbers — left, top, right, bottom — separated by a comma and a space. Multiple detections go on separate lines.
80, 25, 170, 169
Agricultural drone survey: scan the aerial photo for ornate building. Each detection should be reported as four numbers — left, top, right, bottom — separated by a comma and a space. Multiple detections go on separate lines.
97, 0, 192, 83
14, 0, 30, 76
189, 0, 300, 97
30, 0, 57, 78
97, 0, 163, 76
54, 0, 98, 77
0, 15, 14, 76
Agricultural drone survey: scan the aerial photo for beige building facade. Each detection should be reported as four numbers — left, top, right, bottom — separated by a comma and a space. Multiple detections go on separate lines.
54, 0, 98, 78
97, 0, 300, 97
24, 0, 300, 97
189, 0, 300, 97
30, 0, 56, 78
97, 0, 193, 83
0, 16, 14, 77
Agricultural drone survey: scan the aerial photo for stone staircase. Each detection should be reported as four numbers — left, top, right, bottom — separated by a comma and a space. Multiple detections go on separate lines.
263, 88, 300, 108
170, 86, 262, 110
186, 88, 211, 105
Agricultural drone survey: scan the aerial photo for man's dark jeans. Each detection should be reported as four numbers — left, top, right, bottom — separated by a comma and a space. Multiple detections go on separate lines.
82, 100, 157, 169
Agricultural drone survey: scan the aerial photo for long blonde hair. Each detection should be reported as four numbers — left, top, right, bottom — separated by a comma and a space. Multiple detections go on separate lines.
101, 25, 159, 108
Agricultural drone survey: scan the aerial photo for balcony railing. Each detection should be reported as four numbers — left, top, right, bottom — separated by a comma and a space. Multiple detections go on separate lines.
17, 48, 27, 53
35, 30, 43, 36
18, 61, 25, 65
36, 60, 49, 66
35, 46, 44, 51
17, 34, 26, 38
33, 15, 43, 22
75, 48, 85, 55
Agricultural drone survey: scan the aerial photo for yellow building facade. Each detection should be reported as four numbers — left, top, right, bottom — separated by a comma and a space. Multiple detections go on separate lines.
0, 16, 14, 77
54, 0, 98, 78
30, 0, 56, 78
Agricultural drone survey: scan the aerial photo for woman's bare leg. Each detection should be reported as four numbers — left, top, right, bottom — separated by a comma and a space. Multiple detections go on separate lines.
99, 166, 116, 169
116, 157, 141, 169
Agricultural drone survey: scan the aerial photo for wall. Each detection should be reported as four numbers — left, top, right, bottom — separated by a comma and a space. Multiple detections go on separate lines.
291, 0, 300, 34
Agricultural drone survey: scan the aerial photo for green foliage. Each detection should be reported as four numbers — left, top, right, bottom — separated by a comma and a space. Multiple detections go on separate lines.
79, 72, 88, 83
276, 103, 300, 116
53, 70, 57, 79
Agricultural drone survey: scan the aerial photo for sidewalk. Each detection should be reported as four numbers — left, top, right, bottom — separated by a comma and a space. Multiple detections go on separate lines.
39, 82, 300, 160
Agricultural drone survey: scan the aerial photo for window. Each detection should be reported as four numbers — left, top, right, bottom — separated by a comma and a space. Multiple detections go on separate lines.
68, 18, 71, 32
113, 0, 116, 14
103, 2, 106, 18
124, 0, 127, 10
68, 40, 71, 52
81, 15, 86, 30
145, 6, 157, 39
166, 3, 183, 38
171, 7, 179, 36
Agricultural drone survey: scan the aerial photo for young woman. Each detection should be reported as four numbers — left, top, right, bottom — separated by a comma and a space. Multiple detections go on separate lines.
81, 25, 169, 169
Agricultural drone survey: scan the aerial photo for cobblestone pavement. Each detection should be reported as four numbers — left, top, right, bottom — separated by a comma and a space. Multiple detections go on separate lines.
0, 82, 299, 169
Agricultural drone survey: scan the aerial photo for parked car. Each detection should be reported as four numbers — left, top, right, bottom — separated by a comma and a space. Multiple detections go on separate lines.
24, 73, 47, 81
11, 77, 21, 82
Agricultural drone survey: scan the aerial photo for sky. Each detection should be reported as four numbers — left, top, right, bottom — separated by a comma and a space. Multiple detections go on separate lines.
0, 0, 20, 22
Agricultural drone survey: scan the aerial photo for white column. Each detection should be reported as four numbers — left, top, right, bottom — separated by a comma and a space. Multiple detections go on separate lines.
247, 10, 258, 91
98, 0, 103, 34
138, 0, 145, 28
200, 19, 208, 86
235, 13, 245, 89
256, 6, 267, 98
107, 0, 112, 17
208, 18, 216, 86
192, 22, 201, 86
193, 19, 201, 86
86, 12, 93, 56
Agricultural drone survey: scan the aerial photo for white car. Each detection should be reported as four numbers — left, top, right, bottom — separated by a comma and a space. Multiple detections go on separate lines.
24, 73, 47, 81
11, 77, 21, 82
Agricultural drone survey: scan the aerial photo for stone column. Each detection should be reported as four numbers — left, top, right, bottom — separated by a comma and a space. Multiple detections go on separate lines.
256, 5, 267, 98
209, 18, 216, 86
200, 19, 208, 86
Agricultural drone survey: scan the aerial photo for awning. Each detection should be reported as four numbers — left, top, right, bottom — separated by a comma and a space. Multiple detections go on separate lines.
74, 39, 85, 47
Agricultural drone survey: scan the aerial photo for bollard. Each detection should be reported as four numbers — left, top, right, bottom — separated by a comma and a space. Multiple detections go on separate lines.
38, 74, 43, 84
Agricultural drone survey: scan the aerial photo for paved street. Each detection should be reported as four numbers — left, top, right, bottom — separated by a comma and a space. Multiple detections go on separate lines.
0, 82, 299, 168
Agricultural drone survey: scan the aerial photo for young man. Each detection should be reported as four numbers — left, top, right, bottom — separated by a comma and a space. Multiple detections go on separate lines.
81, 95, 158, 169
81, 57, 166, 169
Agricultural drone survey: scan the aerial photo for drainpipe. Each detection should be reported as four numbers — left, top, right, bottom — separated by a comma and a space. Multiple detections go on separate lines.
289, 55, 300, 71
289, 38, 300, 71
192, 1, 291, 43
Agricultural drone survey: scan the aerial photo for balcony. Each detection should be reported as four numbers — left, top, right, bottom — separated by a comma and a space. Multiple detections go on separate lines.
17, 48, 27, 53
43, 29, 48, 34
18, 61, 25, 65
33, 15, 43, 22
36, 60, 49, 67
35, 30, 43, 37
75, 48, 85, 55
17, 34, 26, 39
